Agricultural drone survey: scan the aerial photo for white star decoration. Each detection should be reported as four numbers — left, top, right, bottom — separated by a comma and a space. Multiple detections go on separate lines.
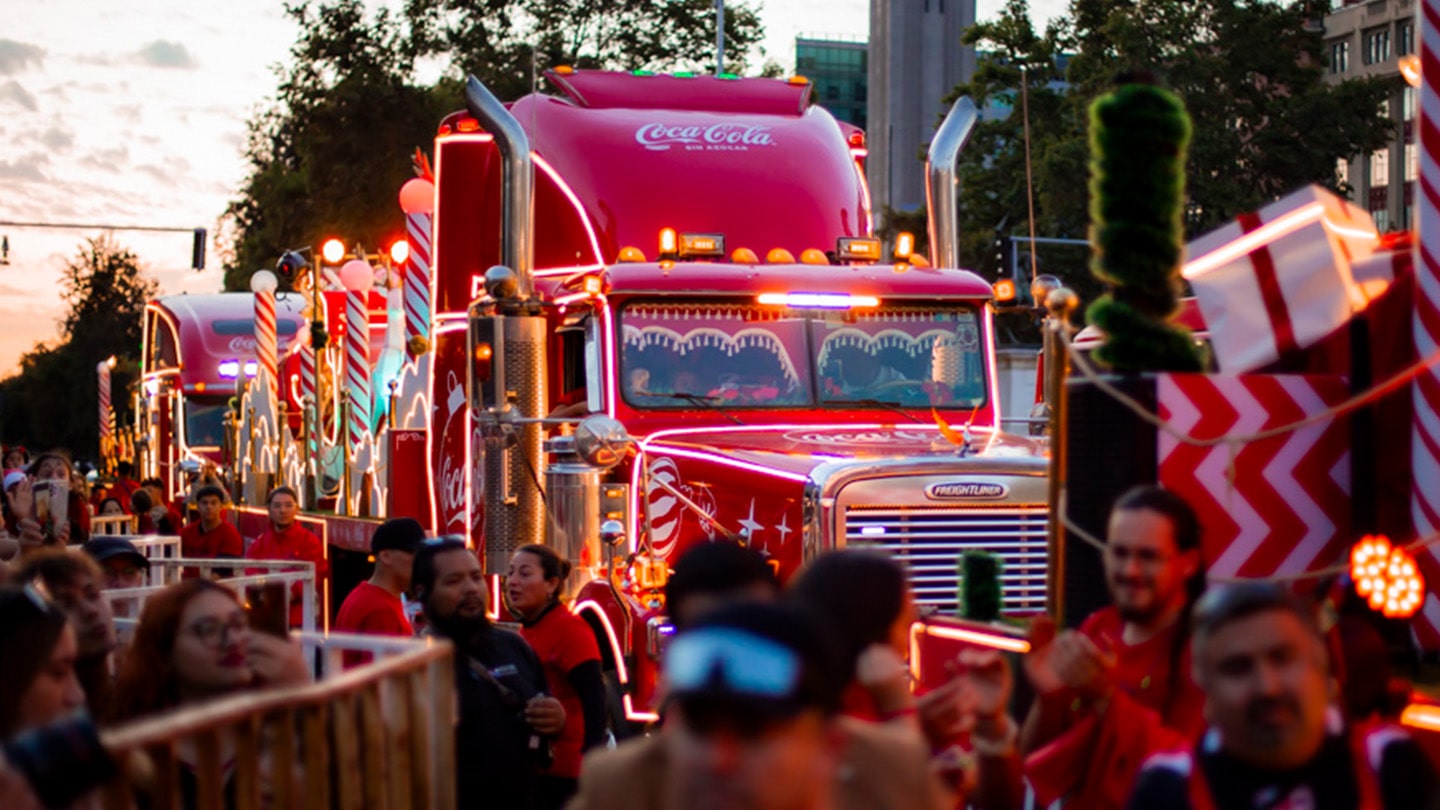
738, 498, 765, 542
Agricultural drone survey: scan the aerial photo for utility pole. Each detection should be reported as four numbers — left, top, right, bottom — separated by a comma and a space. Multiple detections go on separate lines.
716, 0, 726, 75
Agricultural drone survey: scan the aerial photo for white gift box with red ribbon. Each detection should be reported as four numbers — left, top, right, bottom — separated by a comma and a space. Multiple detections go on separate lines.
1182, 185, 1380, 373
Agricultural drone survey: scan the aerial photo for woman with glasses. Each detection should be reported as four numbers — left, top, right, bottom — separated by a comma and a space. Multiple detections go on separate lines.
110, 580, 309, 808
505, 544, 608, 810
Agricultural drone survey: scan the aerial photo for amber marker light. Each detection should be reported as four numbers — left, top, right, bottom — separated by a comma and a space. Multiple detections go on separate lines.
993, 279, 1018, 302
659, 228, 679, 260
799, 248, 829, 265
321, 239, 345, 264
617, 246, 646, 263
766, 247, 797, 264
894, 232, 916, 261
731, 247, 759, 264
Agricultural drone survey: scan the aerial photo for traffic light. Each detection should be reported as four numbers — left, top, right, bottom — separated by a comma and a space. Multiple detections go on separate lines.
992, 233, 1012, 279
192, 228, 207, 271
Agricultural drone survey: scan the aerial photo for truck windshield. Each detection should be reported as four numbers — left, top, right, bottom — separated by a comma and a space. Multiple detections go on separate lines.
619, 302, 986, 409
185, 398, 230, 447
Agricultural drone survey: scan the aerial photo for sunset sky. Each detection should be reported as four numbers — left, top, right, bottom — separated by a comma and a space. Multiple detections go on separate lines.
0, 0, 1066, 376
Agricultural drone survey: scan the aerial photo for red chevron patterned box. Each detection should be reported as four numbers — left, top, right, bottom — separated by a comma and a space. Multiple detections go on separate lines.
1182, 185, 1379, 374
1155, 372, 1352, 585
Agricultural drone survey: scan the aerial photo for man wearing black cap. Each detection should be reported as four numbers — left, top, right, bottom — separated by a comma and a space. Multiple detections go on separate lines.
570, 601, 950, 810
334, 517, 424, 666
81, 537, 149, 592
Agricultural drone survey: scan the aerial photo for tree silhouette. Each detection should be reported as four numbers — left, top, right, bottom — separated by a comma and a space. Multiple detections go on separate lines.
0, 235, 155, 458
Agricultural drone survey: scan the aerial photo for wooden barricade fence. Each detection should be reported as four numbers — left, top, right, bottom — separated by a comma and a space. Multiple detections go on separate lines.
98, 633, 457, 810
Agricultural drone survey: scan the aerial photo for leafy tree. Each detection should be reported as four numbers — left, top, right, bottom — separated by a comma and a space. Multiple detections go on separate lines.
222, 0, 766, 287
0, 235, 155, 458
946, 0, 1394, 310
223, 1, 458, 289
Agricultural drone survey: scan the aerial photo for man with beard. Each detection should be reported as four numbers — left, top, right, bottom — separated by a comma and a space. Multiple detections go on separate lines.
412, 538, 566, 809
1023, 485, 1207, 809
1127, 582, 1434, 809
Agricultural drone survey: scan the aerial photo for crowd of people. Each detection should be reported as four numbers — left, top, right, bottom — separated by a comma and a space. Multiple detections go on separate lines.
0, 440, 1435, 809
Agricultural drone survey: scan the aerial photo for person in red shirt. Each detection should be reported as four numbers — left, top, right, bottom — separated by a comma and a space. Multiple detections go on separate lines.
245, 486, 327, 628
1023, 484, 1208, 810
334, 517, 423, 667
505, 543, 607, 810
180, 485, 243, 577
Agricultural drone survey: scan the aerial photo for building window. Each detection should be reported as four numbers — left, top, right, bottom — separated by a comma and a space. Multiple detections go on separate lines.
1371, 148, 1390, 187
1372, 208, 1390, 232
1407, 143, 1418, 182
1330, 40, 1350, 73
1363, 27, 1391, 65
1337, 157, 1349, 186
1404, 87, 1416, 122
1399, 21, 1415, 56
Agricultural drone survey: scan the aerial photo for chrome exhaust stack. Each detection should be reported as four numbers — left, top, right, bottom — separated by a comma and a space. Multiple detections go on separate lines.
925, 97, 979, 270
464, 75, 545, 574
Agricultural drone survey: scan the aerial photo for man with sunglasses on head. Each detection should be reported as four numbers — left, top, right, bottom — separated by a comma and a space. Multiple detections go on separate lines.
412, 537, 566, 809
1127, 582, 1434, 809
570, 600, 952, 810
1023, 485, 1209, 809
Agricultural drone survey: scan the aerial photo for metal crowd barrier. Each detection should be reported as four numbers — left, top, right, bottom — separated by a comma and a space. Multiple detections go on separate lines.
106, 558, 317, 636
98, 633, 457, 810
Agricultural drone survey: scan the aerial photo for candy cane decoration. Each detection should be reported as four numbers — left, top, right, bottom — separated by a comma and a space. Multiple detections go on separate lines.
1411, 0, 1440, 646
340, 260, 374, 449
97, 358, 114, 447
251, 271, 279, 397
400, 178, 436, 357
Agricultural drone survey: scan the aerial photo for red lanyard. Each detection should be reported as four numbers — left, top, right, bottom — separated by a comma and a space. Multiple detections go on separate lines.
1185, 730, 1384, 810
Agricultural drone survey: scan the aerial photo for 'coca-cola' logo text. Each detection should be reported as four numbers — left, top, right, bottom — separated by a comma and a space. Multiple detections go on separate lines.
635, 123, 776, 152
228, 336, 256, 353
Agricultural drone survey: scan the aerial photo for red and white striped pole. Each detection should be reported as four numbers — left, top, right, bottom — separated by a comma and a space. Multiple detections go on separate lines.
1411, 0, 1440, 645
97, 357, 114, 454
251, 270, 279, 398
340, 260, 374, 449
399, 178, 436, 358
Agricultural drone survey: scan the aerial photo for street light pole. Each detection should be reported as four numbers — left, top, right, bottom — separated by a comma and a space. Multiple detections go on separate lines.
716, 0, 726, 75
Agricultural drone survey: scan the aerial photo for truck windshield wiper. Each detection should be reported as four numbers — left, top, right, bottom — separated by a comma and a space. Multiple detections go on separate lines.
636, 391, 746, 426
821, 398, 925, 424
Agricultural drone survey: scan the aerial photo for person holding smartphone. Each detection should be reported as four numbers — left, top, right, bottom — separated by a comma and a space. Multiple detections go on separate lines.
4, 452, 90, 546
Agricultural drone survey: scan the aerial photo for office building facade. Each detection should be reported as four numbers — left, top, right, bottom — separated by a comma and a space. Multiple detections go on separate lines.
796, 36, 868, 129
1324, 0, 1416, 231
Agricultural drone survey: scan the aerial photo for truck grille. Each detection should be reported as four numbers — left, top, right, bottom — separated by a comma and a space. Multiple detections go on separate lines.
844, 505, 1049, 615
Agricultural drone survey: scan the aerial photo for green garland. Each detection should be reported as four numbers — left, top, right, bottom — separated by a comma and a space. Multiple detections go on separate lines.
1086, 82, 1203, 373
